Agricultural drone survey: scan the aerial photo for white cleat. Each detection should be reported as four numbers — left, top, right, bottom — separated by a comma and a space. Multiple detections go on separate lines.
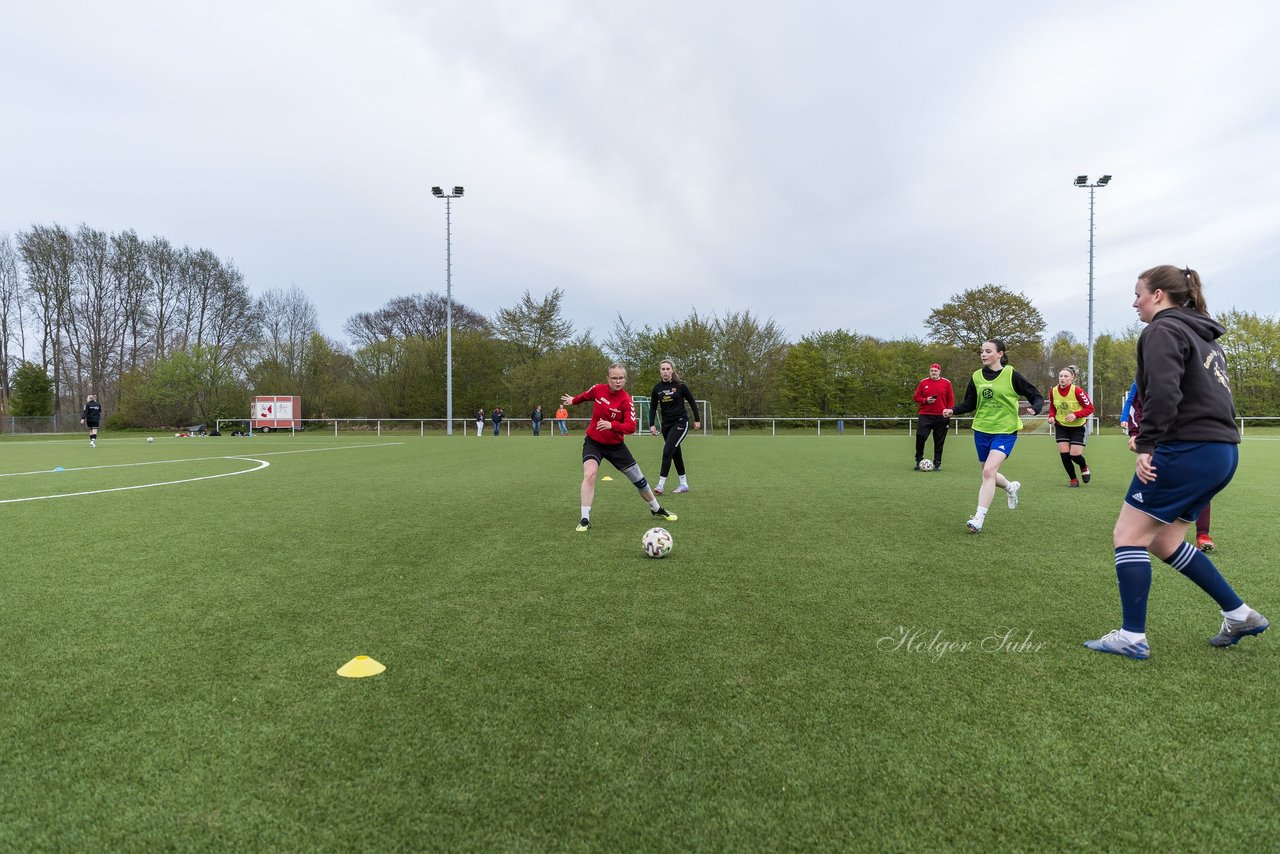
1006, 481, 1020, 510
966, 518, 982, 534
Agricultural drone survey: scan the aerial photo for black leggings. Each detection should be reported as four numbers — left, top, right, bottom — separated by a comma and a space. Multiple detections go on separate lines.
660, 420, 691, 478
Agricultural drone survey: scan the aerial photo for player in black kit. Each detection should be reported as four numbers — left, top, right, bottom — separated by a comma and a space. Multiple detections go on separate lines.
82, 394, 103, 448
649, 359, 701, 495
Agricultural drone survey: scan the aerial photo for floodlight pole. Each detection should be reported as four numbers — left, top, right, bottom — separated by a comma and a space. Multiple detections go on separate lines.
1074, 175, 1110, 422
432, 186, 464, 434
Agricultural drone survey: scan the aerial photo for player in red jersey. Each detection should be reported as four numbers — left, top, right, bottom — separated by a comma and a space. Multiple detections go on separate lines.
562, 363, 678, 532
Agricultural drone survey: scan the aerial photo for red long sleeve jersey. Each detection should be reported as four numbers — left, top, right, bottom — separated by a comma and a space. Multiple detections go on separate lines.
572, 384, 637, 445
1048, 384, 1095, 424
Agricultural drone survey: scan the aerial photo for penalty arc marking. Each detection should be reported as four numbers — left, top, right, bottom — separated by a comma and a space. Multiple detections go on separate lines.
0, 457, 271, 504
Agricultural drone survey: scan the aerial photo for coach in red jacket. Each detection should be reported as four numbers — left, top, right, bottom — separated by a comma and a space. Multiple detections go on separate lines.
913, 363, 955, 471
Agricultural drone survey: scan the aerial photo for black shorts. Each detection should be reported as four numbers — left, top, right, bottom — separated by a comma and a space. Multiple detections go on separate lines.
582, 436, 638, 471
1054, 424, 1087, 445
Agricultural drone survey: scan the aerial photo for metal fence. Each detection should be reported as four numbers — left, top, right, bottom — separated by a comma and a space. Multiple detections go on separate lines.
2, 415, 92, 434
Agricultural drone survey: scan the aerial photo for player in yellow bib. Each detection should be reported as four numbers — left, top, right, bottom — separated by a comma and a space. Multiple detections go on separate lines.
944, 338, 1043, 533
1048, 365, 1095, 486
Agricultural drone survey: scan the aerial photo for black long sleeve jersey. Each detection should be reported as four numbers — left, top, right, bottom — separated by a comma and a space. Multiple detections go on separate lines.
649, 381, 698, 429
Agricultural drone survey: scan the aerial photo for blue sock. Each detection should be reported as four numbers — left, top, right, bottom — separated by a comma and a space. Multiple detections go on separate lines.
1115, 547, 1151, 633
1161, 542, 1244, 611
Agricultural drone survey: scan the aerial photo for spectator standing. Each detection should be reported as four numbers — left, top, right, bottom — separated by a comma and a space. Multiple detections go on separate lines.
555, 405, 569, 435
531, 405, 543, 437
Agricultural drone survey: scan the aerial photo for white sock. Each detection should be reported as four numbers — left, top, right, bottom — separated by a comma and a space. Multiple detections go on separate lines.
657, 478, 666, 489
580, 506, 591, 520
1223, 603, 1252, 621
678, 475, 687, 486
1117, 629, 1147, 643
648, 498, 661, 511
974, 506, 988, 522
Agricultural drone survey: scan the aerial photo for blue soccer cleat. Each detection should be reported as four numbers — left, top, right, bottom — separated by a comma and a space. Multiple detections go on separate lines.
1084, 629, 1151, 660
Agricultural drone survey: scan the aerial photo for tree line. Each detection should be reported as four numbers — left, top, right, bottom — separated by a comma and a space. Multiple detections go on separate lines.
3, 223, 1278, 429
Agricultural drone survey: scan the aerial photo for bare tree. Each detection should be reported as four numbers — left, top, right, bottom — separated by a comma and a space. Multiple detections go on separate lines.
18, 224, 76, 413
0, 232, 27, 401
144, 236, 183, 361
64, 224, 128, 405
112, 229, 154, 378
257, 285, 319, 380
344, 292, 490, 349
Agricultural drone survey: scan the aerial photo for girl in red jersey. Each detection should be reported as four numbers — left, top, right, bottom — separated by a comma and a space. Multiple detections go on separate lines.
1047, 365, 1095, 486
562, 363, 678, 532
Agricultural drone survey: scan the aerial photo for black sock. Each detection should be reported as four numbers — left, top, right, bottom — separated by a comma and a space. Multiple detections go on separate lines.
1060, 451, 1075, 479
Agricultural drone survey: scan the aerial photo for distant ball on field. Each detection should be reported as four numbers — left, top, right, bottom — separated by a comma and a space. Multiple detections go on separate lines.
918, 459, 934, 471
147, 437, 154, 443
642, 527, 673, 559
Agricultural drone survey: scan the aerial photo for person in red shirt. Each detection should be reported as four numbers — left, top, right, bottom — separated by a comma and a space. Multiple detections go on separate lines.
912, 363, 954, 470
561, 363, 678, 532
1047, 365, 1095, 486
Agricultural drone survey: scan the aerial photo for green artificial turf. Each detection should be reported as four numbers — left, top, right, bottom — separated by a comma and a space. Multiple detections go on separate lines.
2, 430, 1277, 850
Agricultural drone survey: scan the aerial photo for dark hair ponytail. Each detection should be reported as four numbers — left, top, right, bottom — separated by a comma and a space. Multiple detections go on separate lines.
986, 338, 1009, 366
1138, 265, 1209, 315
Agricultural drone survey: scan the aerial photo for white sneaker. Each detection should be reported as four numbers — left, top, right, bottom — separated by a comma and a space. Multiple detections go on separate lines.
966, 517, 982, 534
1006, 481, 1020, 510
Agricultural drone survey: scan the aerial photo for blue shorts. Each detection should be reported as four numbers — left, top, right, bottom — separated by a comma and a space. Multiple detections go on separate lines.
973, 430, 1018, 462
1125, 442, 1237, 523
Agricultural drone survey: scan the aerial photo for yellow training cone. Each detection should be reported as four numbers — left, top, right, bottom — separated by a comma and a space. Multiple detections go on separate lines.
602, 475, 613, 481
337, 655, 386, 678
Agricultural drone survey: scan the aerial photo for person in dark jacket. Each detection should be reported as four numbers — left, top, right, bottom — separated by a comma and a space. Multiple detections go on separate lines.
1085, 265, 1267, 660
81, 394, 103, 448
491, 407, 504, 436
531, 405, 543, 437
649, 359, 701, 494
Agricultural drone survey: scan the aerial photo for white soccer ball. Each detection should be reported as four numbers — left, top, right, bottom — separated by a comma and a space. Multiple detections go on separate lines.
918, 459, 934, 471
642, 527, 673, 559
147, 437, 154, 443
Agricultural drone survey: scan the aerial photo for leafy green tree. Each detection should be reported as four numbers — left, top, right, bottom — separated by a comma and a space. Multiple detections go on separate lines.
9, 361, 53, 416
1219, 310, 1280, 415
116, 346, 248, 427
925, 284, 1045, 354
1089, 328, 1140, 420
493, 288, 575, 364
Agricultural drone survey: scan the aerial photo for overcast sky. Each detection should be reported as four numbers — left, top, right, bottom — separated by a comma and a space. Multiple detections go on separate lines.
4, 1, 1278, 351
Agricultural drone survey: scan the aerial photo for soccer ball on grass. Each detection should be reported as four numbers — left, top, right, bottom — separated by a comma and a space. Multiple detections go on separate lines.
146, 437, 154, 443
918, 459, 934, 471
642, 527, 673, 559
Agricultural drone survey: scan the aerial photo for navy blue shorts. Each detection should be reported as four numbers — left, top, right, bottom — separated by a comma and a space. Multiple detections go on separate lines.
1124, 442, 1237, 523
973, 430, 1018, 462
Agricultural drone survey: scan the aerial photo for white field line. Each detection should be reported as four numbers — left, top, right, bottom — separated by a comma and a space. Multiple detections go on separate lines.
0, 442, 404, 478
0, 442, 403, 503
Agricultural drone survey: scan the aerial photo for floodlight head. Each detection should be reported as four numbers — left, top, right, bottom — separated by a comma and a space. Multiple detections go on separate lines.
1074, 175, 1088, 186
432, 186, 444, 197
452, 186, 465, 196
1098, 174, 1112, 185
